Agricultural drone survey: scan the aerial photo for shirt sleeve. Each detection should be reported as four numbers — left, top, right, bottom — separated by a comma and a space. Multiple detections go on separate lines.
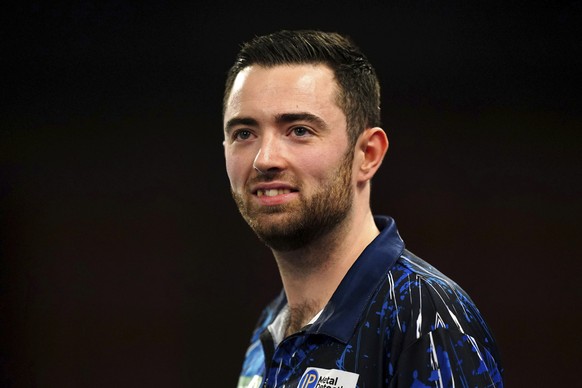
389, 327, 503, 387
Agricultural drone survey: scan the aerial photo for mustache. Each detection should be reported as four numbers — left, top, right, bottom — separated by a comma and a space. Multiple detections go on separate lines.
246, 170, 298, 186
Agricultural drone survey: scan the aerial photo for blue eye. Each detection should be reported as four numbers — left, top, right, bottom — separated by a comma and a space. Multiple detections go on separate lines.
292, 127, 309, 136
235, 130, 252, 140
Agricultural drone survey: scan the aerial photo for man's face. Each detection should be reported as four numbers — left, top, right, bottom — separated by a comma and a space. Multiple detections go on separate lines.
223, 64, 355, 251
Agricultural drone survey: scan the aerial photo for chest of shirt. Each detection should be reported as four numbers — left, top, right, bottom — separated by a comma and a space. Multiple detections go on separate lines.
260, 322, 397, 388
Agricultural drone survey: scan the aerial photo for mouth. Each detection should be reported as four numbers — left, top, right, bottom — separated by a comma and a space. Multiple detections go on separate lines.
256, 188, 293, 197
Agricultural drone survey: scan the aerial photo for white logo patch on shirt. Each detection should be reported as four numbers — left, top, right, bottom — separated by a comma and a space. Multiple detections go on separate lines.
297, 367, 359, 388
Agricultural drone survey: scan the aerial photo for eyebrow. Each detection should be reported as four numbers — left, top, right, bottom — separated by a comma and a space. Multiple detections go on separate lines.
274, 112, 329, 131
224, 112, 329, 134
224, 117, 259, 134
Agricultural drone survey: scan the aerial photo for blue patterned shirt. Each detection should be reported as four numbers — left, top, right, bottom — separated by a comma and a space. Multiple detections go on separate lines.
237, 216, 503, 387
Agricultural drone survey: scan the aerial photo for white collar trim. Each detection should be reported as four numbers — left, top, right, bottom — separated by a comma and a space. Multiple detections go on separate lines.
267, 305, 324, 347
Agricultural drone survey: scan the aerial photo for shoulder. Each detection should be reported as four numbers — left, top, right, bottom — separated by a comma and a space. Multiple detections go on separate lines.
369, 249, 503, 385
399, 250, 496, 339
365, 248, 501, 358
373, 249, 484, 332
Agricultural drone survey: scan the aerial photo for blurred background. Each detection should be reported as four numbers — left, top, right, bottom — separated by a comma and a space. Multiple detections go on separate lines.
1, 1, 580, 386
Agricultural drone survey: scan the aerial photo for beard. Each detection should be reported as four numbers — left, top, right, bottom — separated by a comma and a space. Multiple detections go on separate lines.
231, 150, 354, 251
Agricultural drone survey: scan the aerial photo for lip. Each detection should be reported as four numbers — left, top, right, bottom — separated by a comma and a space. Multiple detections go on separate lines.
250, 181, 298, 194
249, 181, 299, 206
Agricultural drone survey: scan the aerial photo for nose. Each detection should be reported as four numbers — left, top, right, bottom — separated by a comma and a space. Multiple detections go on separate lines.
253, 134, 286, 174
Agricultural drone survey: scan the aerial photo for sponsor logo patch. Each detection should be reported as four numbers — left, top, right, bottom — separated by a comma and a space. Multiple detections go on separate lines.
297, 367, 359, 388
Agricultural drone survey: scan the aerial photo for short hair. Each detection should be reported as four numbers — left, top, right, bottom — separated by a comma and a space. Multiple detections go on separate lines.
224, 30, 381, 146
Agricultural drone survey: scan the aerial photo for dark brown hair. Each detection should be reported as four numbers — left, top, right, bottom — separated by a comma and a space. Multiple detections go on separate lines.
224, 30, 381, 146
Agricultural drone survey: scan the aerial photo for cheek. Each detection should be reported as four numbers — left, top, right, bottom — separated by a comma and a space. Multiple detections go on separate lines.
225, 159, 239, 186
301, 153, 344, 182
225, 152, 248, 188
224, 150, 237, 180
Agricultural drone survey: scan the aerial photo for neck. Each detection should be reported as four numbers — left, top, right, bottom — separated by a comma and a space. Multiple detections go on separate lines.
273, 208, 379, 335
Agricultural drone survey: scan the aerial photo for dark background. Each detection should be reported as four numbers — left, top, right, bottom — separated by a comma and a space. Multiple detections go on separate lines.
1, 1, 580, 386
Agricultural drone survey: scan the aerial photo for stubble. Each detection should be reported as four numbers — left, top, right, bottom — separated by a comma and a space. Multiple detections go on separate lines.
231, 149, 354, 251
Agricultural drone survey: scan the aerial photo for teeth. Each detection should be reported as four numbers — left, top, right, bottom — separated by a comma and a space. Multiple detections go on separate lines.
257, 189, 291, 197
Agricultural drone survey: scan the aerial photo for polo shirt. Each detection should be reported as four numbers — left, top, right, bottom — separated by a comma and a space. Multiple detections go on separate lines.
237, 216, 503, 387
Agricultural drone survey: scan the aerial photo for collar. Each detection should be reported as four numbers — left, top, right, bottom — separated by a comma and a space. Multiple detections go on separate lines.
305, 215, 405, 343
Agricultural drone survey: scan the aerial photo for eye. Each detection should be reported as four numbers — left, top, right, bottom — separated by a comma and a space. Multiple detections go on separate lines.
291, 126, 310, 137
234, 129, 253, 141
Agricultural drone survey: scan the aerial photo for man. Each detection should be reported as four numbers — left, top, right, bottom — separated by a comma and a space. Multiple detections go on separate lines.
223, 30, 503, 388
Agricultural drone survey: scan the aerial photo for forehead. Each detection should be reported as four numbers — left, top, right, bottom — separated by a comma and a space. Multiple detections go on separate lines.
224, 64, 341, 121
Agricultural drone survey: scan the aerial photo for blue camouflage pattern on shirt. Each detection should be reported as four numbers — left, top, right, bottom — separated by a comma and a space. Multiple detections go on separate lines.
238, 216, 503, 387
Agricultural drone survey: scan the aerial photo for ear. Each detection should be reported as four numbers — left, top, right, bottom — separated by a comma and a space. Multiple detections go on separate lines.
355, 127, 389, 183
